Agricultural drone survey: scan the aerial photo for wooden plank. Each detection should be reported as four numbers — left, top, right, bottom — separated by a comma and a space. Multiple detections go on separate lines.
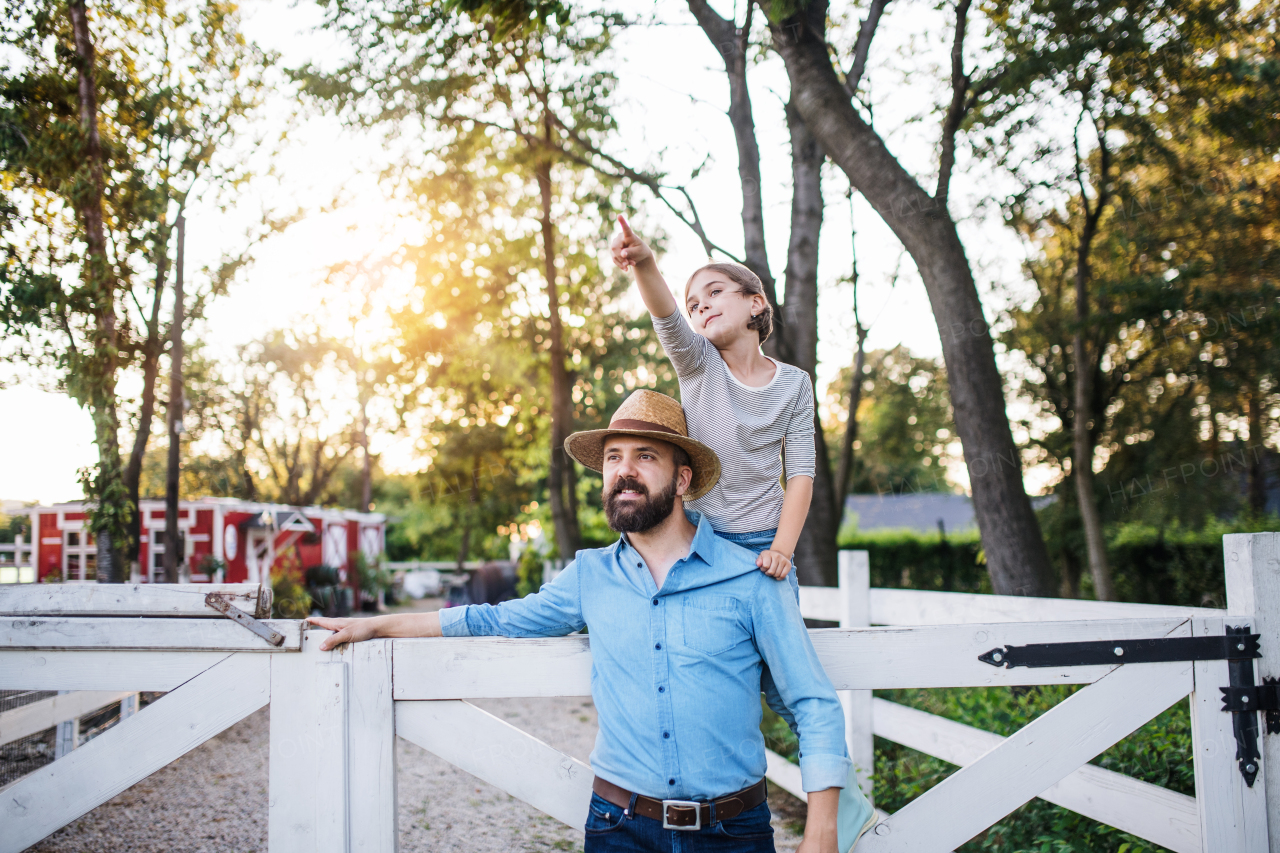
0, 650, 232, 691
1190, 616, 1269, 851
269, 628, 351, 853
0, 583, 270, 618
872, 698, 1200, 853
394, 698, 593, 829
0, 652, 269, 853
0, 690, 134, 747
798, 585, 842, 622
393, 636, 594, 699
393, 618, 1194, 699
855, 661, 1194, 852
0, 616, 301, 651
839, 551, 875, 799
1224, 532, 1280, 850
349, 640, 397, 853
868, 587, 1220, 626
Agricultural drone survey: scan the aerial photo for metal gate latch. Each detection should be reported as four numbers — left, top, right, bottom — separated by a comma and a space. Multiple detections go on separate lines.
205, 592, 285, 647
979, 625, 1267, 786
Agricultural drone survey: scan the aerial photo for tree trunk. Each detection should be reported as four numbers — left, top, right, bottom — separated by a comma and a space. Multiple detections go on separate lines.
1247, 386, 1267, 515
360, 383, 373, 511
781, 100, 837, 586
769, 2, 1053, 596
1071, 120, 1114, 601
164, 215, 186, 584
457, 454, 480, 568
68, 0, 124, 583
124, 228, 169, 575
836, 326, 868, 512
686, 0, 788, 360
536, 128, 581, 560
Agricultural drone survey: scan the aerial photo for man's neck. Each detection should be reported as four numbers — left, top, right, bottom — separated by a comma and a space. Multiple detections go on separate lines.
626, 502, 697, 590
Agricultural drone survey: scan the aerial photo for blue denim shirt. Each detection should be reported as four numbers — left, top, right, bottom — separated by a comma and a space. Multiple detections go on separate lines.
438, 511, 851, 801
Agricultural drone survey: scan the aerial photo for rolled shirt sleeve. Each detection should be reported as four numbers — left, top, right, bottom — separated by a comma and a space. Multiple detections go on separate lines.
750, 571, 851, 792
783, 378, 817, 481
443, 560, 586, 639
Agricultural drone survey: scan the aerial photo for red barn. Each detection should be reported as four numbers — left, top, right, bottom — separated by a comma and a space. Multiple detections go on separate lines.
28, 498, 386, 586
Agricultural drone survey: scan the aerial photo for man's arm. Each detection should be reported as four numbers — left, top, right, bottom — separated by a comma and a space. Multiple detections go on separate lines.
751, 573, 850, 853
309, 611, 441, 651
309, 561, 586, 651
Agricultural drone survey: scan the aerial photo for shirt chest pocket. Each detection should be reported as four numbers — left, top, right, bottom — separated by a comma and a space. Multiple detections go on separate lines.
680, 596, 747, 656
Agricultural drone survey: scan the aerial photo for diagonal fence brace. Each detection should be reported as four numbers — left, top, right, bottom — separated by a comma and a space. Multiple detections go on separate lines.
979, 624, 1269, 787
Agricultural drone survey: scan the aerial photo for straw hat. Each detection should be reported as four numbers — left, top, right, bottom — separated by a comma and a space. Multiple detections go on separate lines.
564, 390, 721, 500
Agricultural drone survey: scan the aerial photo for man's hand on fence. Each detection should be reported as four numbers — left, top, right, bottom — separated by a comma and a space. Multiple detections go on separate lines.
308, 616, 379, 650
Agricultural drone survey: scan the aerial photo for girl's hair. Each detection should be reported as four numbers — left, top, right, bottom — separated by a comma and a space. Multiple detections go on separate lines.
684, 262, 773, 344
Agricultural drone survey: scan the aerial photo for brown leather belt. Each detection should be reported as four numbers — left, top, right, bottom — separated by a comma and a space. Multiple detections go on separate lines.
592, 776, 767, 831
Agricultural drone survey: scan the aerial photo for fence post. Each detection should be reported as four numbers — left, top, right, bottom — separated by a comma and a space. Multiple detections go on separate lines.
1221, 532, 1280, 848
270, 628, 351, 853
348, 639, 398, 853
53, 691, 78, 759
838, 550, 874, 800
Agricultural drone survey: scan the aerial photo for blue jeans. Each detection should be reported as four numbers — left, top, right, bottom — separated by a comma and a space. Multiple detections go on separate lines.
713, 529, 800, 735
584, 792, 775, 853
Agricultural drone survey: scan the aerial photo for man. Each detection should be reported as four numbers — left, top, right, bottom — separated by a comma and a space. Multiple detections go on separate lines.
310, 390, 850, 853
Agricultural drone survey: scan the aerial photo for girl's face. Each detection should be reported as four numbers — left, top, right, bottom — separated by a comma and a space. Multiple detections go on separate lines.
685, 270, 766, 348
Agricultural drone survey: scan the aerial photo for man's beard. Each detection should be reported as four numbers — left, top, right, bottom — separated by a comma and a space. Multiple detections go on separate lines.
605, 474, 679, 533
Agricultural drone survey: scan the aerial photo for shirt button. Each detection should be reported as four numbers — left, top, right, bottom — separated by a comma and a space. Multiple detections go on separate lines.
652, 599, 658, 606
655, 643, 662, 650
658, 686, 665, 693
663, 732, 670, 739
637, 562, 643, 567
668, 779, 675, 785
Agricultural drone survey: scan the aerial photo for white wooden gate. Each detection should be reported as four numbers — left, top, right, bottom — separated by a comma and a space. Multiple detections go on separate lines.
2, 533, 1277, 852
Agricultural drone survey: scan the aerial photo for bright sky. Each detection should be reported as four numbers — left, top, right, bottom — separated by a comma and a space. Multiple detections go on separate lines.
0, 0, 1063, 506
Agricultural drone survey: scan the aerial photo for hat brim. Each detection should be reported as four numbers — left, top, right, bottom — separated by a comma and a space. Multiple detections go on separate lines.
564, 429, 721, 501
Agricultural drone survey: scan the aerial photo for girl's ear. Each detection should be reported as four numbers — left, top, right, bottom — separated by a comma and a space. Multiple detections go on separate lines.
749, 292, 766, 317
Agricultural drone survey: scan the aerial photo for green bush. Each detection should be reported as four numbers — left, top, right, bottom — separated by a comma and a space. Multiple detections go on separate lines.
837, 527, 988, 593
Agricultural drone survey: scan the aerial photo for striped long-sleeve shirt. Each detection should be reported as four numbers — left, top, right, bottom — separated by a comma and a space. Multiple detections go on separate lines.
652, 310, 816, 534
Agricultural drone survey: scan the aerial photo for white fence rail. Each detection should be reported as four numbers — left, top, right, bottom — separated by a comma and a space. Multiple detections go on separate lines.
1, 534, 1277, 852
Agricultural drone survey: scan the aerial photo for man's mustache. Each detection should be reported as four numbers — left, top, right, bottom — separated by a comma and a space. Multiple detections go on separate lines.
608, 477, 649, 500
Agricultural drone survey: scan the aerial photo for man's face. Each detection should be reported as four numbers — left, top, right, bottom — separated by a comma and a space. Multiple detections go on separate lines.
602, 436, 693, 533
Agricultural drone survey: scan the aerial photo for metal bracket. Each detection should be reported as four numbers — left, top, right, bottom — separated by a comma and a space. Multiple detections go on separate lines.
1220, 681, 1280, 718
205, 592, 285, 647
978, 624, 1268, 787
978, 633, 1260, 669
1225, 626, 1263, 786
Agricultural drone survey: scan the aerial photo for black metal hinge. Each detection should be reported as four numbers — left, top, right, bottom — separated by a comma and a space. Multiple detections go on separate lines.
978, 625, 1268, 787
978, 633, 1259, 669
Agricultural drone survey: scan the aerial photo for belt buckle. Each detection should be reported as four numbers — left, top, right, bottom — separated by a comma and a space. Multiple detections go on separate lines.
661, 799, 702, 831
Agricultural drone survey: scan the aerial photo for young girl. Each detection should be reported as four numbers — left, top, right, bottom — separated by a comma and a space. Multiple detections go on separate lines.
610, 215, 876, 850
610, 215, 813, 589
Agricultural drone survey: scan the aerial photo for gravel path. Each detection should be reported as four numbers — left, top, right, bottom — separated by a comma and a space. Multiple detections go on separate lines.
28, 694, 807, 853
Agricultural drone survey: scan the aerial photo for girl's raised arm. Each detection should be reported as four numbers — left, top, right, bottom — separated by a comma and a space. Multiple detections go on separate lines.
612, 214, 678, 319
